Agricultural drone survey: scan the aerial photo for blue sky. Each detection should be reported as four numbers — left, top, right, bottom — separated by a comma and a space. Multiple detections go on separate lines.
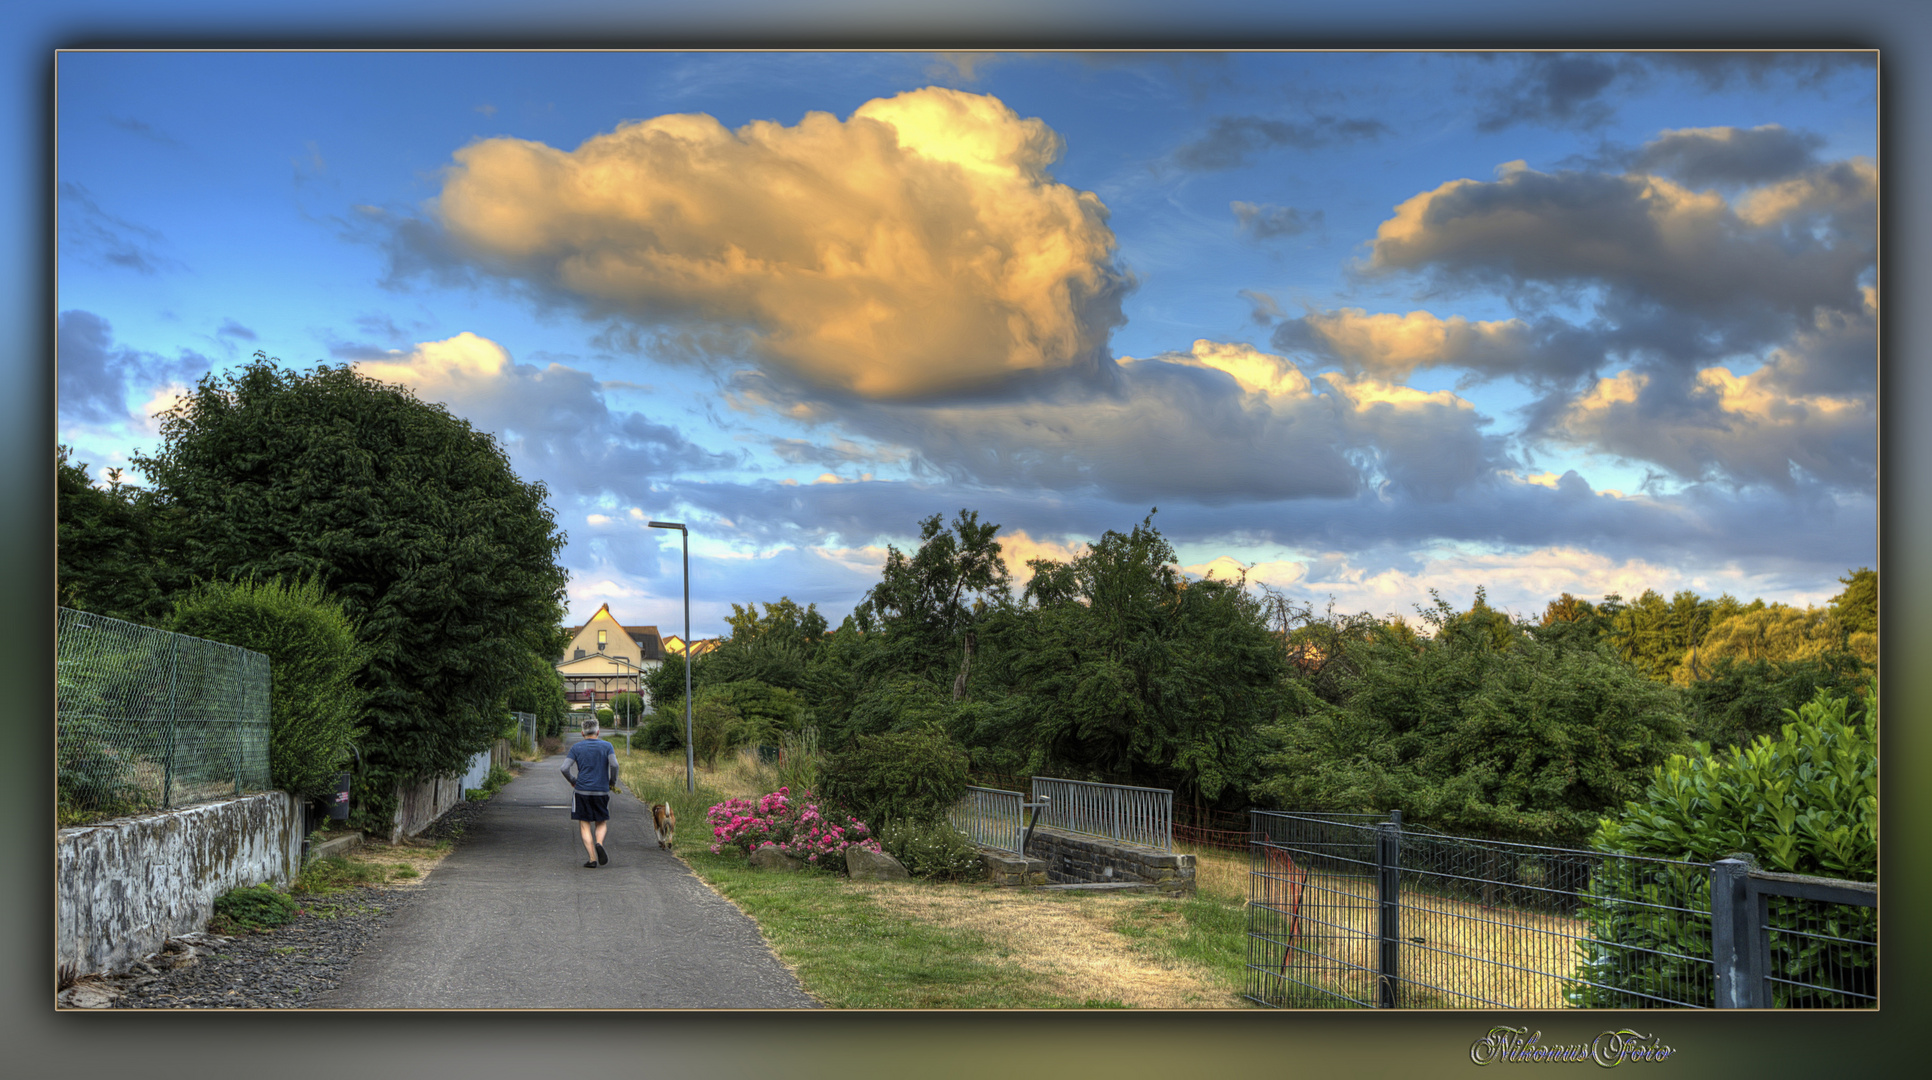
55, 49, 1878, 634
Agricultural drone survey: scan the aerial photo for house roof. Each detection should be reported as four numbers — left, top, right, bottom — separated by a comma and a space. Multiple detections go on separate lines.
560, 603, 665, 661
661, 635, 720, 657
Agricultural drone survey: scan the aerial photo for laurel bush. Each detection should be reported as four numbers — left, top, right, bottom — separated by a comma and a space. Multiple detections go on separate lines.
1568, 688, 1876, 1007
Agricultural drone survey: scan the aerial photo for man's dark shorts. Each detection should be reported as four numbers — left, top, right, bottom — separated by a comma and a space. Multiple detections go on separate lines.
571, 793, 611, 822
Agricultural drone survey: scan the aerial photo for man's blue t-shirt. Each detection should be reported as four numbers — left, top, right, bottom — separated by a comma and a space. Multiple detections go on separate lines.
566, 738, 618, 794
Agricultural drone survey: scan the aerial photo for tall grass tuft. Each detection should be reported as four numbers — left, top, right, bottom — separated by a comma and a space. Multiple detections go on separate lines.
776, 725, 821, 794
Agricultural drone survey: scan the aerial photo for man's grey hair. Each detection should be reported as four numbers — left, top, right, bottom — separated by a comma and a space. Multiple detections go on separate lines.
582, 717, 600, 736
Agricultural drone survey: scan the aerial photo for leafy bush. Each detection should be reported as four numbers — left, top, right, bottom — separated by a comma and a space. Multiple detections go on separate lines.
703, 680, 807, 746
467, 762, 514, 800
819, 728, 969, 827
691, 697, 743, 768
608, 691, 645, 727
641, 708, 684, 753
132, 356, 570, 834
1255, 618, 1687, 845
55, 710, 153, 826
877, 818, 985, 881
1569, 688, 1877, 1007
595, 707, 614, 725
210, 883, 298, 933
164, 575, 367, 799
705, 787, 882, 874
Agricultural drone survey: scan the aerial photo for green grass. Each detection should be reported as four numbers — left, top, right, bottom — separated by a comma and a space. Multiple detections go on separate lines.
678, 853, 1097, 1007
295, 854, 396, 894
616, 748, 1118, 1008
209, 883, 298, 934
1106, 893, 1253, 1004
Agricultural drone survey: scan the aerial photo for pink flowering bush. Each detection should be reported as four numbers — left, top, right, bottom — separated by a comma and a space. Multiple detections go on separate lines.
705, 786, 883, 874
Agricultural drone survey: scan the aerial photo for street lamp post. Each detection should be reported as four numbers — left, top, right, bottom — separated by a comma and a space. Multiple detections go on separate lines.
648, 520, 695, 793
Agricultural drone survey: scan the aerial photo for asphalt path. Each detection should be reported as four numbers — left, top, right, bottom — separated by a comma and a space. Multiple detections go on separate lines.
316, 738, 819, 1008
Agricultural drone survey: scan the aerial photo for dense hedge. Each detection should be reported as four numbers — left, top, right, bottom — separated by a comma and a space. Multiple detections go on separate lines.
165, 575, 366, 799
819, 728, 969, 827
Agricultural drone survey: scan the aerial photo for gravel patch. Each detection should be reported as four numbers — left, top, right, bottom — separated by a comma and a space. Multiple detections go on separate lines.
61, 795, 498, 1010
65, 886, 421, 1009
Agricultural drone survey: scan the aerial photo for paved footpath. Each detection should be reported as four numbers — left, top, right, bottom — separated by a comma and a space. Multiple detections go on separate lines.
316, 742, 819, 1008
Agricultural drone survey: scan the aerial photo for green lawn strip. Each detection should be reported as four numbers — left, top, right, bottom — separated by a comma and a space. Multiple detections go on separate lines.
1105, 894, 1255, 1007
616, 754, 1098, 1008
677, 848, 1086, 1008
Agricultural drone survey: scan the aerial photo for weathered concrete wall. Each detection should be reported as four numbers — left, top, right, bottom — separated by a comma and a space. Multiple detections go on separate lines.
388, 744, 506, 842
1027, 826, 1197, 896
457, 745, 493, 796
390, 773, 464, 842
56, 792, 302, 976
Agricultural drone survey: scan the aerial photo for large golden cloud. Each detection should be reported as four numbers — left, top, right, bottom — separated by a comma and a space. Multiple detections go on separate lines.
431, 87, 1127, 399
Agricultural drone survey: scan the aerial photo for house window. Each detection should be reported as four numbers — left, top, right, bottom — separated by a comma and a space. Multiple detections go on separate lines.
597, 629, 607, 651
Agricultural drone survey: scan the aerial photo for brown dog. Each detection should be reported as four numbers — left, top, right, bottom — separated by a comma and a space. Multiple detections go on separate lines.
651, 803, 676, 849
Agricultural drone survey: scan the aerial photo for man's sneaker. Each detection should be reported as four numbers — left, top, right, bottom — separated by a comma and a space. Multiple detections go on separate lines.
595, 843, 608, 866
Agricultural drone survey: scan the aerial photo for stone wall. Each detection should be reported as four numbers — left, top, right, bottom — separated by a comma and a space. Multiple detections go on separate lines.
1026, 826, 1197, 896
980, 849, 1048, 887
56, 791, 303, 977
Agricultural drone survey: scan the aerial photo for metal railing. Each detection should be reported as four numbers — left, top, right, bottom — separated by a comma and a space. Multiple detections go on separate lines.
56, 608, 271, 824
950, 786, 1025, 855
1029, 776, 1172, 852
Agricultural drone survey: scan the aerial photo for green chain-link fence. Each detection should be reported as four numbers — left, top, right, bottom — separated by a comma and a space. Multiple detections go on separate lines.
56, 607, 271, 825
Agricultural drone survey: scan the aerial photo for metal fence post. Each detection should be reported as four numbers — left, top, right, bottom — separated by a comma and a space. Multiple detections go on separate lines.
163, 636, 180, 809
1711, 858, 1751, 1008
1376, 814, 1402, 1007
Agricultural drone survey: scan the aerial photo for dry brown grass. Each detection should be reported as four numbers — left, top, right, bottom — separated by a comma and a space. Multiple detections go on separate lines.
848, 881, 1242, 1008
1179, 843, 1250, 905
345, 837, 455, 886
608, 743, 771, 800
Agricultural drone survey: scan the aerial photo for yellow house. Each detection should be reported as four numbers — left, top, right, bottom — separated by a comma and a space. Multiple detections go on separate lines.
660, 634, 720, 659
556, 604, 665, 710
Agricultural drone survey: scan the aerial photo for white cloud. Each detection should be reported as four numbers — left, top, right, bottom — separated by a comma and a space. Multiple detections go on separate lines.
418, 87, 1131, 399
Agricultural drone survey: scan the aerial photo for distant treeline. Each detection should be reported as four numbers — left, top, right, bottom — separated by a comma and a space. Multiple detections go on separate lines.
637, 508, 1876, 847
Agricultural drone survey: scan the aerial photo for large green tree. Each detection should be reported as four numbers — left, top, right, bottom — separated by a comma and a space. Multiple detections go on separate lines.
1255, 593, 1689, 844
131, 354, 569, 825
973, 513, 1287, 808
57, 446, 171, 624
853, 509, 1012, 701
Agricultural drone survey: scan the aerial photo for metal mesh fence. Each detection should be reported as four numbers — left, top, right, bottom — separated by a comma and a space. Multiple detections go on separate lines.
1245, 811, 1719, 1009
1759, 893, 1877, 1008
1246, 811, 1392, 1007
56, 608, 271, 824
1400, 829, 1711, 1009
510, 711, 537, 749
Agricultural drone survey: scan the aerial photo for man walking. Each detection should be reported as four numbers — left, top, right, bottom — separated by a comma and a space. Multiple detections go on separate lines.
564, 718, 620, 868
